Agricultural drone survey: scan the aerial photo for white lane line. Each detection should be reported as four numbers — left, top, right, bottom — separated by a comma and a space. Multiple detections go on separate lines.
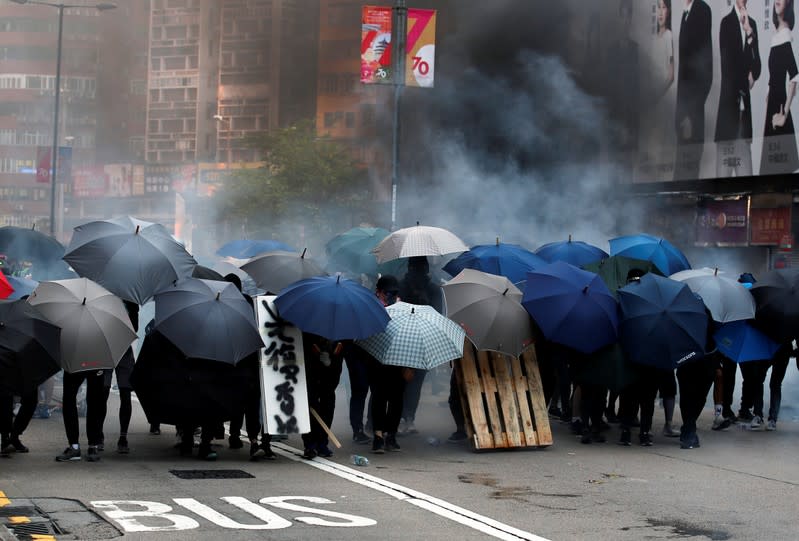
271, 441, 551, 541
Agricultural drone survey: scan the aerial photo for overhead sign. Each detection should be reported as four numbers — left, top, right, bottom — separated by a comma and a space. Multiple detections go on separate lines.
405, 9, 436, 88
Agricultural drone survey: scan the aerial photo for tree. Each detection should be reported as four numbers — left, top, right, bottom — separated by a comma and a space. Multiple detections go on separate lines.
216, 120, 371, 251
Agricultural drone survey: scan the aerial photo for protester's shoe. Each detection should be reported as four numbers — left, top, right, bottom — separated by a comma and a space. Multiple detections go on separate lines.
722, 409, 738, 424
352, 430, 371, 444
86, 446, 101, 462
737, 409, 754, 422
0, 439, 13, 457
639, 432, 653, 447
56, 446, 81, 462
9, 437, 28, 453
116, 437, 130, 454
447, 430, 468, 443
96, 439, 105, 452
301, 446, 317, 460
250, 443, 266, 461
766, 419, 777, 431
662, 423, 680, 437
591, 431, 606, 443
680, 432, 700, 449
316, 444, 334, 458
580, 429, 592, 444
618, 428, 631, 446
384, 434, 401, 452
712, 415, 732, 431
260, 443, 277, 460
750, 415, 765, 431
570, 419, 583, 435
149, 424, 161, 435
228, 436, 243, 450
198, 445, 217, 461
371, 435, 385, 454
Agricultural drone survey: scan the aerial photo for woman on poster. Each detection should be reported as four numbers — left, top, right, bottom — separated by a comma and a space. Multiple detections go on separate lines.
760, 0, 799, 174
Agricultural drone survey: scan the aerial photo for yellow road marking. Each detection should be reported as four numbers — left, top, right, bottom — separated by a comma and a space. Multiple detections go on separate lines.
9, 516, 30, 524
0, 491, 9, 507
30, 536, 57, 541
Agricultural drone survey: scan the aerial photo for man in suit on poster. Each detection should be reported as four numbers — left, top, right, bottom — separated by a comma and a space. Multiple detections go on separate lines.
715, 0, 761, 177
674, 0, 713, 180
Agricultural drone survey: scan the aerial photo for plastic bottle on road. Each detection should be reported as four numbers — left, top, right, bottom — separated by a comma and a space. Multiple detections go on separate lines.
350, 454, 369, 466
427, 436, 440, 446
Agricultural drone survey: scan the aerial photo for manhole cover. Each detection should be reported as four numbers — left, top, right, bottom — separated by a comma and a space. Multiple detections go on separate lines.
169, 469, 255, 479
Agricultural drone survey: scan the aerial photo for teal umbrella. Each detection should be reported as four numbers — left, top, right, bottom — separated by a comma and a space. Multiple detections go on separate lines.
325, 227, 389, 276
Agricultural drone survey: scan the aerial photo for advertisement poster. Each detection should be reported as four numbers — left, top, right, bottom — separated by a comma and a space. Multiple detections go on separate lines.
751, 207, 791, 245
695, 199, 749, 246
405, 9, 437, 88
36, 147, 50, 184
72, 167, 108, 198
361, 5, 393, 84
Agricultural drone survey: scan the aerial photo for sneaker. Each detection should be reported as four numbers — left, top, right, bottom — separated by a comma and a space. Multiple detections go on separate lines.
662, 423, 680, 437
316, 444, 334, 458
447, 430, 468, 443
228, 436, 243, 450
56, 446, 81, 461
96, 441, 105, 452
384, 434, 401, 452
371, 435, 385, 454
639, 432, 653, 447
1, 440, 13, 457
618, 428, 631, 446
86, 446, 101, 462
9, 438, 28, 453
722, 409, 738, 424
301, 446, 317, 459
116, 437, 130, 454
260, 443, 277, 460
352, 431, 371, 444
737, 409, 754, 422
250, 443, 266, 461
149, 424, 161, 435
766, 419, 777, 431
712, 415, 732, 431
750, 415, 765, 431
680, 432, 700, 449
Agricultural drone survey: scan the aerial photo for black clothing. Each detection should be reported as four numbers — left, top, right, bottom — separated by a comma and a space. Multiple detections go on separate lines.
62, 370, 110, 446
372, 363, 406, 434
301, 335, 345, 450
0, 388, 36, 439
448, 368, 465, 433
675, 0, 713, 141
677, 353, 716, 435
760, 36, 799, 174
344, 344, 373, 433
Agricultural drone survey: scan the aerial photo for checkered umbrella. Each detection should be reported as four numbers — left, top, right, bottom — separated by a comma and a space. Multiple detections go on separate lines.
371, 224, 468, 264
355, 302, 466, 369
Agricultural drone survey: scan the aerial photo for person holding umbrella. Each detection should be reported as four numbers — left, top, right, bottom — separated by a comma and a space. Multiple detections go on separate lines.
104, 300, 139, 454
301, 333, 346, 459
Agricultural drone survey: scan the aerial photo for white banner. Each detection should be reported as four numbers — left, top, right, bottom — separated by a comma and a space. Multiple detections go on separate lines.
254, 296, 310, 435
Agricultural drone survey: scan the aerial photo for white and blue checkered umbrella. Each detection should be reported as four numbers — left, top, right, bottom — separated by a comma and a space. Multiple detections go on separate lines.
355, 302, 466, 369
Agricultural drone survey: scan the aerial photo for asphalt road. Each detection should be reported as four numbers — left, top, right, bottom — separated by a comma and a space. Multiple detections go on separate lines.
1, 385, 797, 541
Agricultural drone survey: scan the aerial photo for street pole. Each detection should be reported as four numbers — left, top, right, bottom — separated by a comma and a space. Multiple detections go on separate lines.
49, 4, 64, 237
390, 0, 406, 231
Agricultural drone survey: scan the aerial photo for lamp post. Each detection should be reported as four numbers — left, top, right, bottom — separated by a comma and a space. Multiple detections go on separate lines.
8, 0, 116, 237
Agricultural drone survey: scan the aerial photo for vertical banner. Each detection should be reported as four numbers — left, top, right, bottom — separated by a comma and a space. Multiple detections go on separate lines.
57, 146, 72, 187
361, 6, 393, 84
36, 147, 51, 184
405, 8, 436, 88
254, 296, 311, 435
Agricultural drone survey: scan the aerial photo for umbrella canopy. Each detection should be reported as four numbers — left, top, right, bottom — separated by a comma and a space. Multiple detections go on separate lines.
535, 236, 608, 267
130, 330, 248, 426
241, 249, 326, 294
6, 275, 38, 300
191, 264, 225, 281
325, 227, 389, 276
618, 273, 708, 370
274, 275, 390, 340
216, 239, 295, 259
443, 241, 547, 284
0, 299, 61, 394
0, 273, 12, 300
372, 224, 468, 264
582, 255, 664, 294
27, 278, 136, 373
355, 302, 466, 369
750, 268, 799, 343
670, 267, 755, 323
442, 269, 534, 356
714, 320, 780, 363
0, 225, 65, 265
153, 278, 264, 365
609, 234, 691, 276
522, 261, 619, 354
64, 216, 198, 304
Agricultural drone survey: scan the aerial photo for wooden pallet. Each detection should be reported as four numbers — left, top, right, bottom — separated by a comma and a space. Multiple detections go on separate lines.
454, 342, 552, 450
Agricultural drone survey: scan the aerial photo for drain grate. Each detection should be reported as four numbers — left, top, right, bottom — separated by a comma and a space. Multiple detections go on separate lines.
169, 469, 255, 479
9, 521, 53, 535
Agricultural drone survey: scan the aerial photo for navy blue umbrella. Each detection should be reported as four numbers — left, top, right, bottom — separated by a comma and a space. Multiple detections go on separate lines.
618, 273, 708, 370
216, 239, 295, 259
609, 234, 691, 276
443, 241, 547, 284
275, 275, 390, 341
522, 261, 618, 354
535, 236, 608, 267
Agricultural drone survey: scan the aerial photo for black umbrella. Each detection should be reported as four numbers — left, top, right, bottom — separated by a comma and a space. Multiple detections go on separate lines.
0, 225, 65, 265
751, 268, 799, 343
0, 299, 61, 394
191, 265, 225, 281
130, 330, 248, 426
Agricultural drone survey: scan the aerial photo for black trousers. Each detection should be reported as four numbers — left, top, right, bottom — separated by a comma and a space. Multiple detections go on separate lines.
229, 385, 262, 442
619, 367, 659, 434
721, 357, 737, 411
579, 384, 606, 432
301, 356, 343, 449
62, 370, 110, 446
0, 388, 37, 439
371, 364, 405, 434
676, 356, 716, 436
448, 368, 465, 432
345, 353, 372, 433
740, 360, 769, 416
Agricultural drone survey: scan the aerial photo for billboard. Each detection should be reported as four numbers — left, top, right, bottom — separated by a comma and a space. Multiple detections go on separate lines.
695, 199, 748, 246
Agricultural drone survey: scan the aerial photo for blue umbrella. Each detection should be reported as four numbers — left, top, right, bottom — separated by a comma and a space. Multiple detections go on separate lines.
443, 241, 547, 284
618, 273, 708, 370
274, 275, 390, 341
714, 320, 780, 363
522, 261, 619, 354
6, 276, 38, 300
535, 236, 608, 267
609, 234, 691, 276
216, 239, 295, 259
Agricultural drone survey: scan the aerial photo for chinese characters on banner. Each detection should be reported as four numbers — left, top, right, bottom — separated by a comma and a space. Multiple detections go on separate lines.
361, 6, 393, 84
405, 9, 436, 87
695, 199, 748, 246
255, 296, 311, 435
751, 207, 792, 245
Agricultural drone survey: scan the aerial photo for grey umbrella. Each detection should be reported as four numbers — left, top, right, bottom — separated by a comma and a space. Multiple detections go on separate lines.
153, 278, 264, 365
670, 268, 756, 323
27, 278, 137, 373
442, 269, 534, 357
63, 216, 197, 304
240, 249, 326, 294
